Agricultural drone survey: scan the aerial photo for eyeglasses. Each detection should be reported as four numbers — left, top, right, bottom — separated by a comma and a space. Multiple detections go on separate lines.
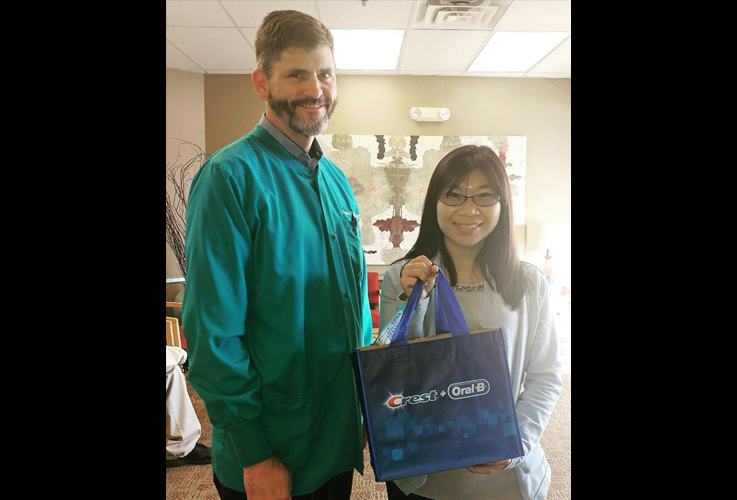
439, 191, 501, 207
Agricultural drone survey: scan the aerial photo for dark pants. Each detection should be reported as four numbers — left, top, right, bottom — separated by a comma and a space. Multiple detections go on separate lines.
385, 480, 432, 500
213, 470, 354, 500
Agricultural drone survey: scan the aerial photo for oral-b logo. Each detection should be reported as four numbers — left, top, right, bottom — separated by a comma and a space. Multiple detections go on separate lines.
385, 390, 438, 409
447, 379, 490, 400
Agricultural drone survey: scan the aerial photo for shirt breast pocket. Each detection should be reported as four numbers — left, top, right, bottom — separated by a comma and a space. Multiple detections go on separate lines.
340, 209, 363, 282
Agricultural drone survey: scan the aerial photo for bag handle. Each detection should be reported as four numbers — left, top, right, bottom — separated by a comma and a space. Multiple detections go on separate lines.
391, 267, 470, 345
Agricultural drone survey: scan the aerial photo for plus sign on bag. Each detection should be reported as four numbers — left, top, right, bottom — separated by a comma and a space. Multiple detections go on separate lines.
352, 270, 523, 482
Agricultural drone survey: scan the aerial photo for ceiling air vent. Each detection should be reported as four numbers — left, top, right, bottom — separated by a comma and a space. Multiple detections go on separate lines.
413, 0, 500, 30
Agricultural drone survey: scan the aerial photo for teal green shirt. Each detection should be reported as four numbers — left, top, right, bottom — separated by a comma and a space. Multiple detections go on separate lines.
183, 124, 373, 495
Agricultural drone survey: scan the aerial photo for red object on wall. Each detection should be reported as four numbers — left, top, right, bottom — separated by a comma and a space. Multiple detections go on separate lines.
373, 215, 420, 248
370, 310, 379, 329
368, 271, 380, 328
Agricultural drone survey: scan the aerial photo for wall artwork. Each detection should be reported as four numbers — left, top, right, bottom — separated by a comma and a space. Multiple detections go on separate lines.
317, 134, 526, 266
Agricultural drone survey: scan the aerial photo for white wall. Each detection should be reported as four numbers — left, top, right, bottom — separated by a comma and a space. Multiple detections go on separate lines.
204, 74, 570, 281
205, 74, 570, 224
166, 69, 205, 298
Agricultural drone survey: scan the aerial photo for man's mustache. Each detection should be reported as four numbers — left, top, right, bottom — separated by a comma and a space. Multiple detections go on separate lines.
290, 97, 330, 109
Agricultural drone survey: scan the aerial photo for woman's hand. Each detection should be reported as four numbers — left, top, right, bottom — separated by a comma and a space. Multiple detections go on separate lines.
467, 459, 511, 474
400, 256, 439, 300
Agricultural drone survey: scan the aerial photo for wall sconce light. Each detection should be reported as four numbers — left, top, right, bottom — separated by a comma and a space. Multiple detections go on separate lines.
409, 106, 451, 122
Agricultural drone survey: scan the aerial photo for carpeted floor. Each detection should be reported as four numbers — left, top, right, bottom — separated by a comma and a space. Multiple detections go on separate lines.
167, 375, 570, 499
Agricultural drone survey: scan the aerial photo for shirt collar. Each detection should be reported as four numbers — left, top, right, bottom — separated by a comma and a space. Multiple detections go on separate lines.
432, 252, 498, 291
258, 114, 323, 170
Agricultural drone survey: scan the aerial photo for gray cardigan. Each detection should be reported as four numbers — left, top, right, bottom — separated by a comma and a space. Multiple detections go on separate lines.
379, 258, 563, 500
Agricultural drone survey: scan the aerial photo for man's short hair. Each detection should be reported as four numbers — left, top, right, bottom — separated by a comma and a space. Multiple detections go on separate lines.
255, 10, 334, 77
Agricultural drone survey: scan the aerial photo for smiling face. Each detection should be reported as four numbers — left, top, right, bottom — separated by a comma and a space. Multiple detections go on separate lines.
253, 45, 337, 148
437, 168, 501, 255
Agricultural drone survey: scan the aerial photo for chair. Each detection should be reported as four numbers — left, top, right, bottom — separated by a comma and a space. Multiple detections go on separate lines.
166, 316, 183, 348
367, 272, 380, 329
166, 301, 187, 349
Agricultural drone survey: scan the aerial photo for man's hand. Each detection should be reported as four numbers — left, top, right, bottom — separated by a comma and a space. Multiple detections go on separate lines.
467, 459, 511, 474
243, 456, 292, 500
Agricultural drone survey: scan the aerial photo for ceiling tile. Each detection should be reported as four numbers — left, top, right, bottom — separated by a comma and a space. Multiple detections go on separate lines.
494, 0, 571, 31
166, 27, 256, 71
332, 29, 404, 70
166, 39, 202, 71
240, 27, 257, 46
163, 0, 569, 77
468, 31, 568, 73
316, 0, 413, 29
399, 30, 490, 74
221, 1, 319, 27
527, 36, 571, 76
166, 1, 234, 27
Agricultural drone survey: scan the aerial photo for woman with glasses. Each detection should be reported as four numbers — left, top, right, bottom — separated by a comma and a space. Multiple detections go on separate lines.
379, 145, 562, 500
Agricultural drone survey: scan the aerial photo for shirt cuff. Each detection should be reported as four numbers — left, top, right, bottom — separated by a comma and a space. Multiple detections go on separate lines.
226, 418, 273, 468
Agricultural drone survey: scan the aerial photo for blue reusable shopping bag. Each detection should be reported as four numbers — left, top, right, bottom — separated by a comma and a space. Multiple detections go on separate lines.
352, 270, 524, 482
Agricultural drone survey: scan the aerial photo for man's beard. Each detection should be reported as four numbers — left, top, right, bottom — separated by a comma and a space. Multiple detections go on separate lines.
268, 95, 338, 137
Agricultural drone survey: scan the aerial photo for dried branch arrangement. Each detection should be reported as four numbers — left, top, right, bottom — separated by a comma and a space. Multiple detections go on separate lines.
166, 140, 206, 276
